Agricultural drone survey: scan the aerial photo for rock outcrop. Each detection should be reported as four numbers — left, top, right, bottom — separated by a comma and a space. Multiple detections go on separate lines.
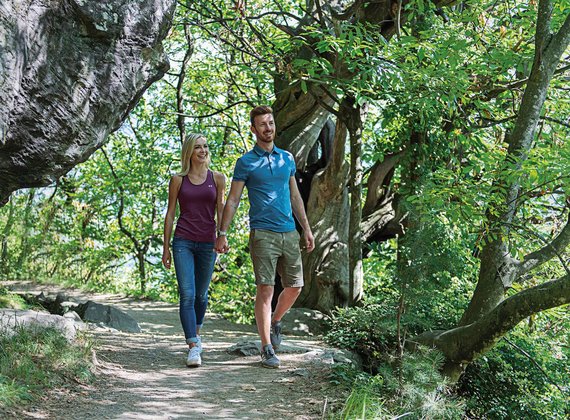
16, 291, 142, 333
0, 308, 84, 341
0, 0, 177, 205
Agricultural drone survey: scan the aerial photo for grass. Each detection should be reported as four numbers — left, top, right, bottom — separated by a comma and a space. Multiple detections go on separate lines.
0, 326, 94, 408
336, 382, 389, 419
0, 287, 27, 309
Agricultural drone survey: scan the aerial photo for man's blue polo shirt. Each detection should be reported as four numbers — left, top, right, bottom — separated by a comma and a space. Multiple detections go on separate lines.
233, 144, 296, 232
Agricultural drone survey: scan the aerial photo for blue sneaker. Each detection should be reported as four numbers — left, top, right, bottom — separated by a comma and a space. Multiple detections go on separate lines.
261, 344, 280, 369
270, 320, 282, 350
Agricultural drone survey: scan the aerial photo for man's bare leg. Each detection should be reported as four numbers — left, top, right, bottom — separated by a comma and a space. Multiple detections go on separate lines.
272, 286, 302, 323
255, 284, 274, 346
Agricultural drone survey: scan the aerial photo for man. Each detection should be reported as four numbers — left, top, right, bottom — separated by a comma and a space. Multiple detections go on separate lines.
215, 105, 315, 368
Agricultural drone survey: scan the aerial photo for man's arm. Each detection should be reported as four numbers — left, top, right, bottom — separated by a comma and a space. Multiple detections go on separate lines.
289, 176, 315, 252
215, 180, 245, 253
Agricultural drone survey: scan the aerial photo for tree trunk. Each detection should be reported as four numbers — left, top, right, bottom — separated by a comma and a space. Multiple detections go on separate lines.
410, 1, 570, 380
16, 189, 36, 271
273, 84, 333, 170
269, 1, 415, 309
346, 97, 366, 304
460, 2, 570, 326
137, 251, 147, 295
296, 112, 350, 311
1, 198, 16, 275
271, 82, 358, 310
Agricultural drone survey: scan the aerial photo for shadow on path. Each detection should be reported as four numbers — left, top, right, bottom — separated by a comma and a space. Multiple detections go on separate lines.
2, 281, 345, 419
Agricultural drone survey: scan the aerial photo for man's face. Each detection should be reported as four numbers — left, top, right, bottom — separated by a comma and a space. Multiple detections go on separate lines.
251, 113, 275, 144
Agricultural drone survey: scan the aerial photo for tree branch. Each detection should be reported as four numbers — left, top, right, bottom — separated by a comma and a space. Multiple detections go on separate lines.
363, 151, 403, 216
481, 63, 570, 101
535, 0, 554, 61
415, 273, 570, 364
542, 4, 570, 66
310, 87, 339, 116
165, 100, 252, 119
517, 212, 570, 276
100, 147, 140, 251
176, 24, 194, 145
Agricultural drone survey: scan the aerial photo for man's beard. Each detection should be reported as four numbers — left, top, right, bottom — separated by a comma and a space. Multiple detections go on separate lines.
259, 132, 274, 142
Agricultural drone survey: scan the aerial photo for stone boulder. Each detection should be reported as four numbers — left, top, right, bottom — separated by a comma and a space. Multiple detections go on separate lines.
227, 340, 260, 357
281, 308, 329, 336
22, 291, 75, 315
227, 339, 312, 356
302, 348, 363, 369
0, 308, 84, 341
76, 300, 141, 333
0, 0, 177, 205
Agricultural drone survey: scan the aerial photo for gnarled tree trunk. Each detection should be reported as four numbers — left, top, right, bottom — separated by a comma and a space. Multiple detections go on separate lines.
270, 0, 404, 310
297, 113, 350, 311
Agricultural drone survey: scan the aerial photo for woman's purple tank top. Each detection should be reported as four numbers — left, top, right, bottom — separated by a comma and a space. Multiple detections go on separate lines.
174, 170, 217, 242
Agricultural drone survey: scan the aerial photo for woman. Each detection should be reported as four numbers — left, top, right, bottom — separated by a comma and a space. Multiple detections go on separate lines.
162, 133, 225, 367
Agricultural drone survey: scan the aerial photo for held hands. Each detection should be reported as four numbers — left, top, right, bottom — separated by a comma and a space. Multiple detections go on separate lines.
162, 248, 171, 269
215, 235, 230, 254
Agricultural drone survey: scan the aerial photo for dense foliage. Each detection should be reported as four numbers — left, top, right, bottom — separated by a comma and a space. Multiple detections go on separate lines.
1, 0, 569, 417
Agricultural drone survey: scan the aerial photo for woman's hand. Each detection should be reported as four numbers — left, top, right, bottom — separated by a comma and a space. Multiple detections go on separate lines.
215, 235, 229, 253
162, 247, 172, 269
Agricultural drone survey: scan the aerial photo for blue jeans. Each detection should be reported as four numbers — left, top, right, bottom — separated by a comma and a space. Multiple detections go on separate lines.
172, 237, 216, 344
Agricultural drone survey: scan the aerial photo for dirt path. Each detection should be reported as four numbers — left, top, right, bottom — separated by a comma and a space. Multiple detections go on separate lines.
2, 282, 346, 419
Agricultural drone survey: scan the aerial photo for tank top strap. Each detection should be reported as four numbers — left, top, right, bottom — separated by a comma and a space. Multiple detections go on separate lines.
177, 174, 187, 198
208, 169, 216, 188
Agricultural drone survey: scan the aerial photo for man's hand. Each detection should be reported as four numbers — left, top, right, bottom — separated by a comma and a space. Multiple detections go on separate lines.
215, 235, 229, 253
304, 230, 315, 253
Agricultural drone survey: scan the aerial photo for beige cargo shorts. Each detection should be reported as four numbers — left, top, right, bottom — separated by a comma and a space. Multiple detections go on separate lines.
249, 229, 304, 287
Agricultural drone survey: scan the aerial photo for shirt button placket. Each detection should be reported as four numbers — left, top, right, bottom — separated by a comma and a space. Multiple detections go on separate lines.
267, 154, 273, 175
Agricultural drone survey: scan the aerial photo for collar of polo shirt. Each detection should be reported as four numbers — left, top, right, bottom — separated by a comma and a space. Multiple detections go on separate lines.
253, 144, 281, 156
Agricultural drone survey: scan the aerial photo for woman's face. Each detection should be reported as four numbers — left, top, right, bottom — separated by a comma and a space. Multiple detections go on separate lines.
191, 137, 209, 165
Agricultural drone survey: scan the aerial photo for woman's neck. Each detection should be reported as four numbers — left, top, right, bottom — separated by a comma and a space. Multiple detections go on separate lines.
189, 163, 208, 175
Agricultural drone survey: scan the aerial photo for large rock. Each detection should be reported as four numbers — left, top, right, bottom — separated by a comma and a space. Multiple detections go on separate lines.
0, 308, 84, 341
76, 300, 141, 333
281, 308, 329, 336
0, 0, 177, 205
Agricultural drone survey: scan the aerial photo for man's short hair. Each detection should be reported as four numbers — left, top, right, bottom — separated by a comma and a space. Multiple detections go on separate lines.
250, 105, 273, 126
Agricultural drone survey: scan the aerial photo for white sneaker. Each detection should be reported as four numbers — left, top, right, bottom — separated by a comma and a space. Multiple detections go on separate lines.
186, 345, 201, 367
196, 336, 202, 353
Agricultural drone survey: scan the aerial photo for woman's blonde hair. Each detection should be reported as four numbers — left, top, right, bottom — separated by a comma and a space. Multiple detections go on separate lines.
177, 133, 208, 176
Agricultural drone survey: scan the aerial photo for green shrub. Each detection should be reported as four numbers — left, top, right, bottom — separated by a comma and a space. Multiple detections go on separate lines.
336, 374, 389, 419
459, 329, 569, 419
326, 302, 399, 372
332, 347, 465, 419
